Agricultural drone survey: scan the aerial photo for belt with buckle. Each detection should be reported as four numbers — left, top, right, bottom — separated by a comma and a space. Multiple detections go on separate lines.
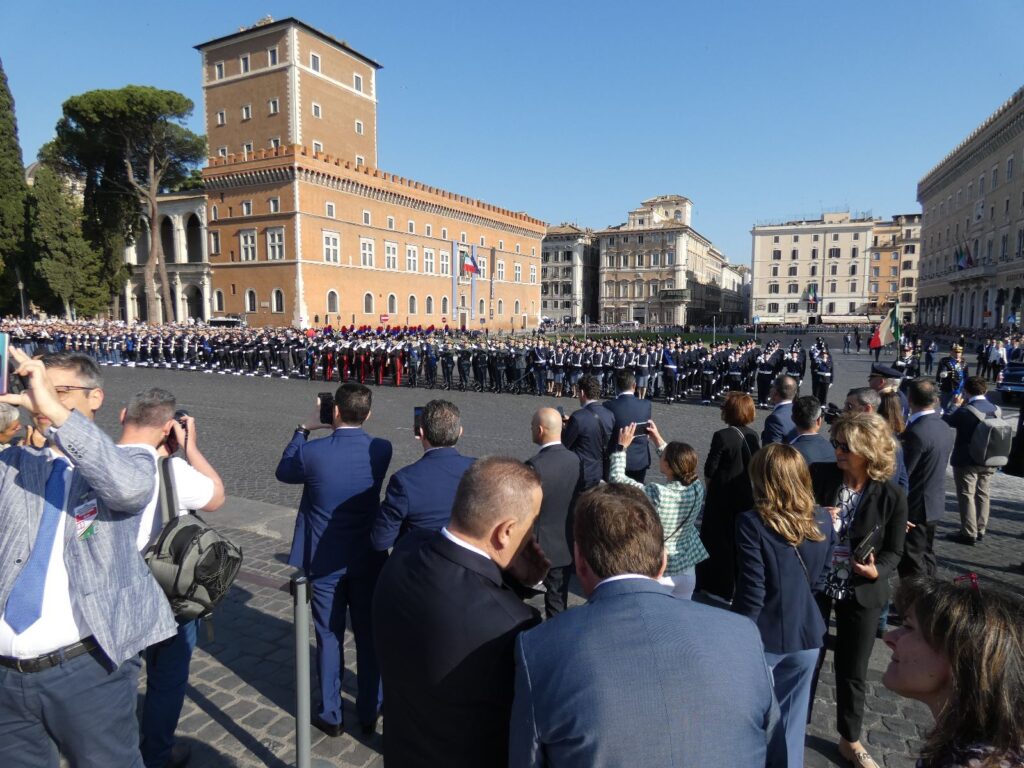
0, 636, 98, 673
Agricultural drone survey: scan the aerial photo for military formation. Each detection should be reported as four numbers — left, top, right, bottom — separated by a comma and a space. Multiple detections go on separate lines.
2, 319, 975, 409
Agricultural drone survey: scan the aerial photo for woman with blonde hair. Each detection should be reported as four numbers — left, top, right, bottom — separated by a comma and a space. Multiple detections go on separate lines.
809, 412, 909, 768
733, 444, 835, 768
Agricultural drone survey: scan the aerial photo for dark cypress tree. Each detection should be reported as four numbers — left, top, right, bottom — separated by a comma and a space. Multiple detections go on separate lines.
0, 57, 27, 278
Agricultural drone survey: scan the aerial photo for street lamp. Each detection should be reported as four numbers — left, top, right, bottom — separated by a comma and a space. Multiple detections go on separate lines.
14, 266, 25, 318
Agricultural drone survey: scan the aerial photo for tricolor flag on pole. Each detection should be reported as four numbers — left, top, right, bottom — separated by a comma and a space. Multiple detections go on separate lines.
870, 302, 901, 348
463, 251, 479, 275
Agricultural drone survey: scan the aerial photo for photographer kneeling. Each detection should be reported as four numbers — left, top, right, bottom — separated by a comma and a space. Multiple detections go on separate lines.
118, 388, 225, 768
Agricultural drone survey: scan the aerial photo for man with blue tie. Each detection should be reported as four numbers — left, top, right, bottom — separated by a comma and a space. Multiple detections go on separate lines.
761, 375, 797, 445
276, 383, 392, 737
602, 371, 651, 482
370, 399, 475, 551
510, 483, 785, 767
0, 351, 176, 767
561, 375, 614, 490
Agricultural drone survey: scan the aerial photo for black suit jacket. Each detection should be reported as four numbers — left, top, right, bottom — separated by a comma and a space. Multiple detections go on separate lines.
373, 531, 540, 768
810, 463, 909, 609
901, 413, 955, 524
603, 393, 652, 471
943, 397, 999, 466
561, 401, 615, 488
527, 444, 583, 567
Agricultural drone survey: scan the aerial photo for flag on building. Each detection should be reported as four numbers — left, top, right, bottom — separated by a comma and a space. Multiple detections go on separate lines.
870, 303, 901, 348
808, 284, 818, 304
954, 245, 965, 270
462, 251, 479, 274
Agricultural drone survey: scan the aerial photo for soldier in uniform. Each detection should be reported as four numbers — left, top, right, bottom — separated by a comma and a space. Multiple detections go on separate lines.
813, 347, 834, 404
936, 343, 967, 411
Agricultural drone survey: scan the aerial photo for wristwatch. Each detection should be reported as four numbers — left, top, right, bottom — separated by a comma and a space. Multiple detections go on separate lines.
295, 425, 310, 438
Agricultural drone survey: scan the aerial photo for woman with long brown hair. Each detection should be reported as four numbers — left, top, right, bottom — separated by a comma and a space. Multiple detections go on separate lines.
884, 577, 1024, 768
733, 444, 835, 768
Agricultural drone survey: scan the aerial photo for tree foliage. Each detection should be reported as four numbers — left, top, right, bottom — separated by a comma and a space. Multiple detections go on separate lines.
26, 165, 106, 318
0, 57, 27, 280
48, 85, 205, 321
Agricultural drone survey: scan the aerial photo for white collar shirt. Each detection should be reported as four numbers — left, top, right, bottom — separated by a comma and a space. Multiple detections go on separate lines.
907, 409, 937, 426
440, 527, 491, 562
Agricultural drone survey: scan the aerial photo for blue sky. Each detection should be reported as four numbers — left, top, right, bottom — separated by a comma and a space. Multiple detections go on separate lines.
4, 1, 1023, 264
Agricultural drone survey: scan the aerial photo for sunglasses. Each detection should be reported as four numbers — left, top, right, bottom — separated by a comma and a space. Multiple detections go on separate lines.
830, 439, 851, 453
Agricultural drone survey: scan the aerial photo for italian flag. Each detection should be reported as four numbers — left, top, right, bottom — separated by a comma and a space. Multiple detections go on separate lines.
871, 303, 901, 348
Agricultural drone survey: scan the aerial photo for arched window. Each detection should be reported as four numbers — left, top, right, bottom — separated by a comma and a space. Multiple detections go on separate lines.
479, 299, 485, 316
388, 294, 397, 314
408, 294, 417, 314
272, 289, 285, 313
214, 290, 224, 312
497, 299, 504, 315
425, 295, 434, 314
673, 209, 682, 221
441, 296, 449, 315
514, 300, 521, 315
245, 289, 257, 313
460, 294, 466, 308
327, 290, 339, 314
362, 292, 372, 314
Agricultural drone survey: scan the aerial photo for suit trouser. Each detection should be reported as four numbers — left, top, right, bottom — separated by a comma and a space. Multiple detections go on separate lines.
953, 465, 995, 538
140, 619, 198, 768
625, 468, 647, 484
542, 564, 573, 619
0, 649, 144, 768
898, 520, 937, 578
766, 648, 819, 768
310, 558, 384, 727
811, 594, 882, 742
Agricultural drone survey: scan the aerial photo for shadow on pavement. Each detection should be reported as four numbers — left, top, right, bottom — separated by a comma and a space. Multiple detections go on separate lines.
184, 685, 289, 768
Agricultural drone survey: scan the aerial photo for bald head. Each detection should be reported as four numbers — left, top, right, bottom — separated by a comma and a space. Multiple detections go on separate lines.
531, 407, 563, 446
449, 456, 542, 540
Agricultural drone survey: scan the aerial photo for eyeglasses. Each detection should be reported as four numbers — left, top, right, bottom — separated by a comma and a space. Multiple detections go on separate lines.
54, 385, 95, 401
830, 439, 851, 453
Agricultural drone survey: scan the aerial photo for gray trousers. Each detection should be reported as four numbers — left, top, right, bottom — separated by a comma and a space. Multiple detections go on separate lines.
953, 465, 996, 538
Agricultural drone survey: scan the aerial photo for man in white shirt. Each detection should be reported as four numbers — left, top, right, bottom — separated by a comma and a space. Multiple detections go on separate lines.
118, 388, 224, 768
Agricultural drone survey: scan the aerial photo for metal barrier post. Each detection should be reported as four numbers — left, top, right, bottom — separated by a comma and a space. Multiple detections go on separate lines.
292, 576, 335, 768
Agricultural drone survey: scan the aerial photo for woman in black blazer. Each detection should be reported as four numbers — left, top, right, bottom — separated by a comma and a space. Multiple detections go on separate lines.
733, 444, 835, 768
696, 391, 760, 602
809, 412, 908, 768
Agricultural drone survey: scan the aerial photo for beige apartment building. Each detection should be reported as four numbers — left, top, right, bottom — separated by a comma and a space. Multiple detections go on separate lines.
918, 85, 1024, 329
751, 212, 876, 325
541, 224, 599, 324
194, 17, 545, 329
866, 214, 920, 324
596, 195, 743, 326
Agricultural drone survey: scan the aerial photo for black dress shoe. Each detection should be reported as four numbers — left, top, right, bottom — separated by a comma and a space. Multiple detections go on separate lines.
977, 533, 985, 541
312, 716, 344, 738
165, 742, 192, 768
360, 716, 380, 735
945, 532, 976, 546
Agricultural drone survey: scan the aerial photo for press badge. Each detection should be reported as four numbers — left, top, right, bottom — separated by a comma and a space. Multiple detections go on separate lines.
74, 499, 98, 540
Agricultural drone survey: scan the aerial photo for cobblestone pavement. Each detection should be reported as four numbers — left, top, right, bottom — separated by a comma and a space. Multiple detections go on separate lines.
77, 338, 1023, 768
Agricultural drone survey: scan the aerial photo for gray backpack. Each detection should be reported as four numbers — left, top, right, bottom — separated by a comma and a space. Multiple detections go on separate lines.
144, 458, 244, 620
964, 404, 1013, 468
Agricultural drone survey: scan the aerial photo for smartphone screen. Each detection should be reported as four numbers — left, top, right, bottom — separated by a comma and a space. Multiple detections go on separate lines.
634, 420, 649, 436
0, 333, 8, 396
413, 406, 424, 436
318, 392, 334, 426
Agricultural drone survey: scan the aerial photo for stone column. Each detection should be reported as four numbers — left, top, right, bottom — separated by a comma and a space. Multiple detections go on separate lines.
172, 214, 186, 264
200, 274, 211, 321
124, 280, 134, 324
172, 273, 182, 321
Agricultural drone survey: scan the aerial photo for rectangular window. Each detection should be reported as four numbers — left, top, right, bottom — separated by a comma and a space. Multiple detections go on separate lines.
530, 265, 537, 284
408, 220, 415, 234
360, 238, 374, 267
323, 232, 340, 263
385, 241, 398, 270
424, 248, 435, 273
386, 216, 395, 230
406, 245, 418, 272
355, 155, 365, 166
209, 231, 220, 254
241, 200, 252, 216
269, 98, 279, 115
362, 210, 371, 226
772, 249, 781, 260
243, 141, 253, 155
269, 137, 280, 149
355, 120, 364, 135
312, 103, 321, 119
214, 62, 224, 80
312, 141, 323, 154
269, 197, 280, 213
353, 73, 363, 92
240, 55, 250, 74
441, 228, 448, 240
425, 224, 433, 237
440, 251, 450, 275
477, 256, 487, 279
828, 247, 840, 258
497, 261, 505, 280
514, 263, 522, 282
216, 110, 226, 126
241, 104, 252, 121
310, 53, 321, 72
267, 228, 285, 260
787, 303, 799, 313
240, 229, 257, 261
791, 249, 798, 260
217, 146, 227, 158
651, 252, 660, 266
268, 47, 278, 66
325, 202, 335, 218
768, 302, 779, 313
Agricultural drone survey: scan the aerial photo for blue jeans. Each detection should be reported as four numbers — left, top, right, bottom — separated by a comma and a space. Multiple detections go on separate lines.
765, 648, 819, 768
0, 648, 144, 768
141, 620, 198, 768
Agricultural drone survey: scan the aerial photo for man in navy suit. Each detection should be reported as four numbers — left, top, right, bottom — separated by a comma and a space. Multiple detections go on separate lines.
761, 375, 797, 445
561, 374, 614, 489
603, 371, 651, 482
900, 378, 954, 575
789, 395, 836, 466
943, 376, 1000, 544
276, 383, 392, 737
371, 399, 475, 551
528, 408, 583, 617
373, 457, 549, 768
510, 483, 785, 767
